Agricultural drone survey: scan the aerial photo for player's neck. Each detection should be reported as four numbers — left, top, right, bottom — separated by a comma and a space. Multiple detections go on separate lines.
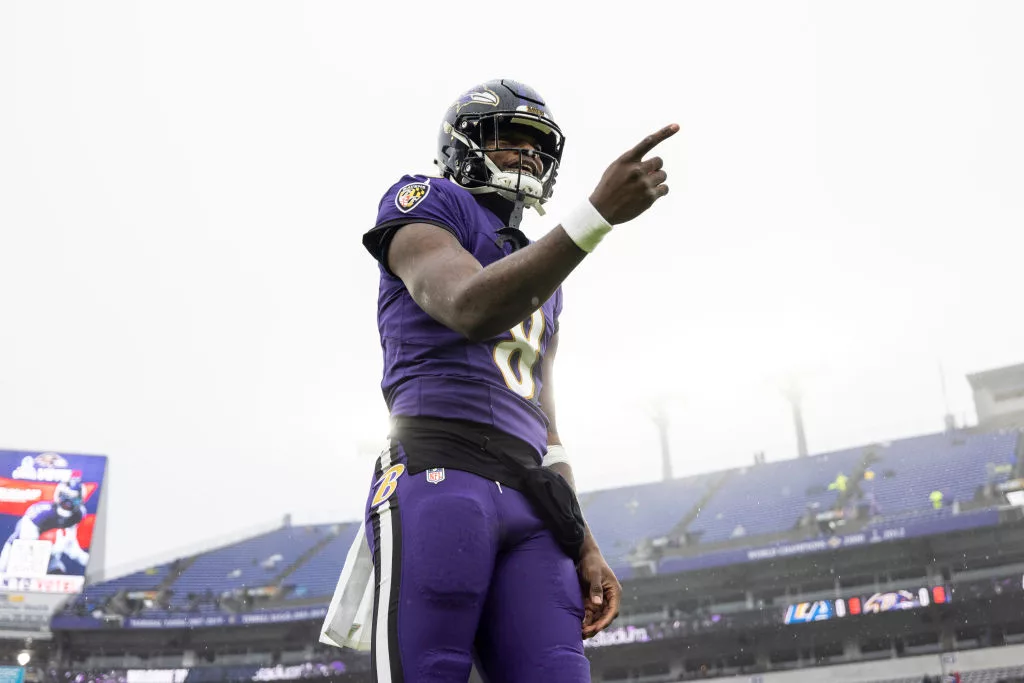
474, 193, 516, 227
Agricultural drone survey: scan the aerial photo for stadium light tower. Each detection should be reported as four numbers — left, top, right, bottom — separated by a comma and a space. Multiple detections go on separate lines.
779, 375, 809, 458
643, 393, 681, 481
938, 360, 957, 432
651, 399, 672, 481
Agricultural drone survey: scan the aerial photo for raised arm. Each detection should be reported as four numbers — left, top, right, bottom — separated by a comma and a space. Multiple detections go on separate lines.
388, 224, 584, 342
387, 124, 678, 341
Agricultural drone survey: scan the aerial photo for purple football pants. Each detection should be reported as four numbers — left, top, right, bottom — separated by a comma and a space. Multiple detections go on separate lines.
364, 443, 589, 683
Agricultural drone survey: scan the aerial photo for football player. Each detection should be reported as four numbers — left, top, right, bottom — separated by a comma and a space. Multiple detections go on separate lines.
0, 477, 90, 575
347, 79, 675, 682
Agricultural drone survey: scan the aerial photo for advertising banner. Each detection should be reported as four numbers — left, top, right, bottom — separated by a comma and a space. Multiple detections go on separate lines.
582, 624, 652, 649
0, 667, 24, 683
656, 508, 1001, 575
0, 449, 107, 595
51, 605, 330, 631
50, 661, 360, 682
783, 585, 951, 624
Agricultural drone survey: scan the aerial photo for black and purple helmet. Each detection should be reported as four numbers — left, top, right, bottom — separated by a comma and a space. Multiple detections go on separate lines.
435, 79, 565, 212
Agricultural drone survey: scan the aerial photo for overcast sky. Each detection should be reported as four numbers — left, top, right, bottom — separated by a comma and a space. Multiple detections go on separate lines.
2, 1, 1023, 573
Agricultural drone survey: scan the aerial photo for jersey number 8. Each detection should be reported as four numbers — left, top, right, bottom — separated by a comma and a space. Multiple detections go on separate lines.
492, 310, 545, 400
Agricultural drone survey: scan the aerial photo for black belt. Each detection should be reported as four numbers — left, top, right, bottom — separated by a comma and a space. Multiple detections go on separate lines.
389, 416, 586, 563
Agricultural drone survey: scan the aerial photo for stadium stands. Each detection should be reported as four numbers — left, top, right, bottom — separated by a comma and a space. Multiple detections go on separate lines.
861, 431, 1018, 516
962, 667, 1024, 683
688, 446, 864, 543
686, 431, 1019, 545
45, 427, 1024, 683
578, 473, 715, 560
68, 563, 173, 612
58, 429, 1021, 628
283, 522, 361, 599
61, 524, 360, 620
168, 525, 336, 604
873, 666, 1024, 682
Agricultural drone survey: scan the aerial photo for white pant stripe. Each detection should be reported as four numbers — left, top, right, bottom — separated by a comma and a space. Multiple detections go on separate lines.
373, 441, 396, 682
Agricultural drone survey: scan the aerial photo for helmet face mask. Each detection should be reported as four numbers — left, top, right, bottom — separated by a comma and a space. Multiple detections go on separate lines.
54, 480, 83, 516
436, 80, 565, 213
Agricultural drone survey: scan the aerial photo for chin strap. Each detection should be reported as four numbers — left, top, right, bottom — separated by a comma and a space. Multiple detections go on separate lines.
508, 194, 526, 231
494, 194, 530, 253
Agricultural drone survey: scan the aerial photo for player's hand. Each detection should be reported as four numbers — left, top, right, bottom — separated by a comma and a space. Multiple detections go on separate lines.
578, 548, 622, 639
589, 123, 679, 225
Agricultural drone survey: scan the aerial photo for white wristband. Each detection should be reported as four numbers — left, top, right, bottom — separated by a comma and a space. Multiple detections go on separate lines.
542, 444, 571, 468
560, 200, 612, 253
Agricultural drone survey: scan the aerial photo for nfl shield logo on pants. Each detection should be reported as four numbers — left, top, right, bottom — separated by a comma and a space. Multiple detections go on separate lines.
426, 468, 445, 485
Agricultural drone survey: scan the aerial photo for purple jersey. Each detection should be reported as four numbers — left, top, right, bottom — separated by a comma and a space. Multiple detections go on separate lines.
363, 174, 562, 458
24, 502, 84, 533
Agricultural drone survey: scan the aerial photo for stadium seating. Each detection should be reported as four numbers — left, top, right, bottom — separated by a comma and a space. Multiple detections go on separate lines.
961, 666, 1024, 682
861, 431, 1018, 516
168, 525, 336, 604
73, 563, 172, 607
283, 522, 361, 598
872, 666, 1024, 682
62, 429, 1021, 625
579, 474, 714, 560
687, 446, 865, 544
687, 431, 1018, 545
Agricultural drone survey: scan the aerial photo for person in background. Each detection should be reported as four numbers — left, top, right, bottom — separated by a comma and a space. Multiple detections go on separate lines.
828, 472, 850, 494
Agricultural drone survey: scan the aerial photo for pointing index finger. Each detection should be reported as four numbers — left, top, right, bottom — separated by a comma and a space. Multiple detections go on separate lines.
623, 123, 679, 161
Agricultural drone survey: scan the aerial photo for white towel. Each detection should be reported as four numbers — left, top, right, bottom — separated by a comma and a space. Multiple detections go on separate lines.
319, 518, 374, 651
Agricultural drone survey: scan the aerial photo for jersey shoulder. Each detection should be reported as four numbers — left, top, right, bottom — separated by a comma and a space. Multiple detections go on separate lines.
366, 174, 475, 272
377, 174, 470, 213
